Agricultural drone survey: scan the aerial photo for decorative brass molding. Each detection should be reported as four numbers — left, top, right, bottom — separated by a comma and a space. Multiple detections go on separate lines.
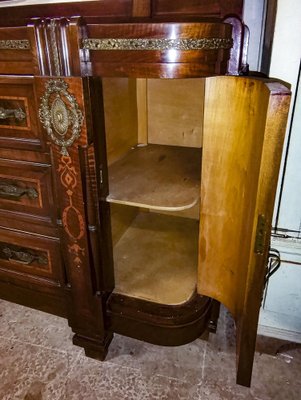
0, 106, 26, 122
49, 19, 61, 76
39, 79, 83, 156
82, 37, 233, 51
0, 39, 30, 50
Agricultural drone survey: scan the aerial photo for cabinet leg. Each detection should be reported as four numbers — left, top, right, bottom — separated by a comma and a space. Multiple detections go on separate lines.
73, 332, 113, 361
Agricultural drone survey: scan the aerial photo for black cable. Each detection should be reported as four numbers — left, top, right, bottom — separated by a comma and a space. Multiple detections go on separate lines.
265, 247, 281, 287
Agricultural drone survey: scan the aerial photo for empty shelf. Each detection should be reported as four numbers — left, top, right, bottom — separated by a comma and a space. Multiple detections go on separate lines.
107, 144, 201, 211
113, 212, 198, 305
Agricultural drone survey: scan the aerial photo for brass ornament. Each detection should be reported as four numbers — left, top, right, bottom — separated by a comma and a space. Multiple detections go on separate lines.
0, 40, 30, 50
49, 19, 61, 76
51, 97, 69, 136
0, 181, 38, 200
82, 37, 233, 51
2, 246, 47, 266
0, 106, 26, 121
39, 79, 83, 156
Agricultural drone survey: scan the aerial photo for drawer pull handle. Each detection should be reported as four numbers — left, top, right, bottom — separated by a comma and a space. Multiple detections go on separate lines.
0, 106, 26, 122
2, 246, 48, 265
0, 182, 38, 200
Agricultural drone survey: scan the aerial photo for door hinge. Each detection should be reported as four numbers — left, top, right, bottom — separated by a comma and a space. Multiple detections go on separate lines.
254, 214, 267, 255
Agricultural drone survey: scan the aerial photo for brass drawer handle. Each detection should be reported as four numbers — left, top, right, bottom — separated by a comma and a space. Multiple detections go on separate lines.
0, 182, 38, 200
2, 246, 48, 265
0, 106, 26, 122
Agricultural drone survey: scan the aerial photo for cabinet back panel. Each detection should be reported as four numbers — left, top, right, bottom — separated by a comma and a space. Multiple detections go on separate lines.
147, 79, 204, 148
110, 203, 138, 246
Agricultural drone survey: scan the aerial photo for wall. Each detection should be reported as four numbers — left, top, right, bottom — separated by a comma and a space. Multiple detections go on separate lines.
258, 0, 301, 342
243, 0, 266, 71
270, 0, 301, 232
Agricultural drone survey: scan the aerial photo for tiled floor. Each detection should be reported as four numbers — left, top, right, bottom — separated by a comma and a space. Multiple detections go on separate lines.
0, 299, 300, 399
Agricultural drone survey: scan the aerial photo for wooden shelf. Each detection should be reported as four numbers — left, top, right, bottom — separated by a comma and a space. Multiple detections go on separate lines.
113, 212, 198, 305
107, 144, 201, 211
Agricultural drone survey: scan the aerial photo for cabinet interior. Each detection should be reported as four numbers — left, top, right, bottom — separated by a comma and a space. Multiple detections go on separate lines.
102, 77, 205, 305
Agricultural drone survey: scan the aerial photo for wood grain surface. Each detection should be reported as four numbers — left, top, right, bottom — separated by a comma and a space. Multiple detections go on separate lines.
107, 144, 201, 211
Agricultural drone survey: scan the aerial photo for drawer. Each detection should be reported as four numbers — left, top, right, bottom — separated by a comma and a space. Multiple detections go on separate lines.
0, 227, 63, 286
0, 76, 45, 151
0, 26, 38, 75
0, 158, 55, 221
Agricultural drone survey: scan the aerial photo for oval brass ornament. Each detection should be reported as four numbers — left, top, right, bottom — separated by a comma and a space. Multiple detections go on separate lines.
39, 79, 83, 156
51, 97, 69, 136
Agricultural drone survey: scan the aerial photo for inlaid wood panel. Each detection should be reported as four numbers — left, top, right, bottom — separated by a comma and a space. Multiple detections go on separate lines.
0, 26, 38, 74
0, 76, 45, 150
0, 226, 63, 286
0, 158, 54, 220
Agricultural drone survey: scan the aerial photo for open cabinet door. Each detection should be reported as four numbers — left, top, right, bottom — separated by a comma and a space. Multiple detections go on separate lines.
198, 76, 291, 386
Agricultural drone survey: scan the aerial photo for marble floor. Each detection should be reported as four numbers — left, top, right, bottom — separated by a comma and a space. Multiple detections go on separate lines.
0, 299, 300, 400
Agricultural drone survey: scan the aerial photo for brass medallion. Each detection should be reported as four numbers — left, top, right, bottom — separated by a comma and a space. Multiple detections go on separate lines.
39, 79, 83, 156
51, 97, 69, 136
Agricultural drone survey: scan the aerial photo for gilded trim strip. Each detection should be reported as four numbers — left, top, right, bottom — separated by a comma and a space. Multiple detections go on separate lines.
82, 37, 233, 51
49, 20, 61, 76
0, 39, 30, 50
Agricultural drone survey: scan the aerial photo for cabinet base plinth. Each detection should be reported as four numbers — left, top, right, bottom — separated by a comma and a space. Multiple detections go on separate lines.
107, 292, 213, 346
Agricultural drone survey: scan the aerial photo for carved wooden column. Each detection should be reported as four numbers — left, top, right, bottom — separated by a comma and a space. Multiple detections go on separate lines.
28, 15, 113, 357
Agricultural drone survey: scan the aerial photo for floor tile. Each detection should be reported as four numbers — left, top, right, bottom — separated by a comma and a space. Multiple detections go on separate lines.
0, 337, 70, 400
250, 351, 301, 400
1, 299, 301, 400
68, 354, 199, 400
0, 299, 82, 357
107, 333, 206, 384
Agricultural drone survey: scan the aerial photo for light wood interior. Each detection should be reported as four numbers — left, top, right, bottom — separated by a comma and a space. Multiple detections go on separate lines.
235, 81, 291, 383
107, 144, 201, 211
110, 203, 138, 246
136, 78, 148, 145
197, 77, 290, 320
113, 209, 198, 305
102, 78, 205, 166
102, 78, 138, 165
102, 77, 204, 304
147, 79, 204, 148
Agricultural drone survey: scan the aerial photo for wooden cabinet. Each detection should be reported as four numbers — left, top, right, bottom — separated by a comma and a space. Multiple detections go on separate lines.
0, 2, 291, 388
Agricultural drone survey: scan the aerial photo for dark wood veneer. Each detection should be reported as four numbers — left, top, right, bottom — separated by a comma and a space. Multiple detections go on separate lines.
108, 293, 212, 346
0, 279, 68, 317
152, 0, 243, 18
0, 1, 134, 27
